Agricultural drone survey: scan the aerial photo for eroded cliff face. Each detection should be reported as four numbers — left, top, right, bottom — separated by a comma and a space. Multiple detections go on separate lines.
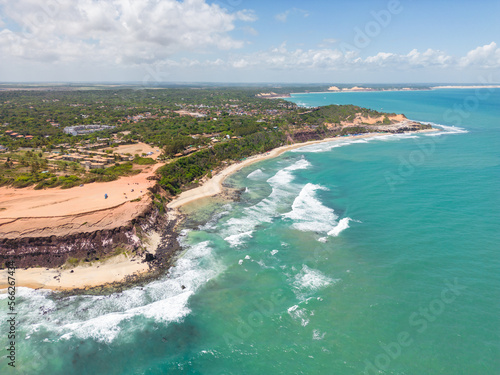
0, 198, 176, 269
290, 120, 432, 143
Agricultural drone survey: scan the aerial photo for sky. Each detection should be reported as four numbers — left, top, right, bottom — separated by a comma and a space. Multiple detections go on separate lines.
0, 0, 499, 83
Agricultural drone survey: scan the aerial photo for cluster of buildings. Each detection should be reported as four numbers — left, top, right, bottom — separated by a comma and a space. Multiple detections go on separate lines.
4, 130, 34, 139
125, 112, 158, 123
46, 120, 60, 127
63, 124, 115, 136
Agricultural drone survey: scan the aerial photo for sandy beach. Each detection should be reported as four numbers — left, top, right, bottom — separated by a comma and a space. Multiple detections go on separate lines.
0, 129, 438, 292
0, 229, 163, 291
168, 129, 437, 209
0, 254, 149, 291
431, 85, 500, 89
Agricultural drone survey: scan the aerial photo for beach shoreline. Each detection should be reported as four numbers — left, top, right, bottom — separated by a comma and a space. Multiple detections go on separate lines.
167, 128, 438, 209
288, 85, 500, 96
0, 128, 438, 292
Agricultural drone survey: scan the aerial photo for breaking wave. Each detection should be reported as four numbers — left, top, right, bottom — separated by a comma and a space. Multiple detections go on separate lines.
222, 158, 311, 247
18, 238, 221, 344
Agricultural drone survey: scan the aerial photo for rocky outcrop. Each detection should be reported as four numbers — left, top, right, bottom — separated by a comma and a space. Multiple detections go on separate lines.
0, 197, 178, 269
372, 120, 432, 133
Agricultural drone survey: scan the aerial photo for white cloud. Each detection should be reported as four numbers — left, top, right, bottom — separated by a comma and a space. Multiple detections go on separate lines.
236, 10, 258, 22
459, 42, 500, 68
275, 8, 309, 23
220, 43, 499, 72
318, 38, 338, 48
0, 0, 255, 65
242, 26, 259, 36
275, 10, 291, 23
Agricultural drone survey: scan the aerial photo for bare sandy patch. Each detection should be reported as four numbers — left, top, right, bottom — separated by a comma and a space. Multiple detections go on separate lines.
110, 142, 161, 159
0, 164, 162, 220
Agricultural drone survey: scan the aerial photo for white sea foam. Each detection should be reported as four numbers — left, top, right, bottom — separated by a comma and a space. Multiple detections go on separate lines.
222, 158, 311, 247
287, 304, 311, 327
290, 135, 382, 154
327, 217, 352, 237
280, 181, 358, 239
270, 250, 279, 256
371, 133, 419, 141
313, 329, 326, 340
282, 183, 338, 233
19, 239, 221, 344
292, 265, 338, 299
420, 122, 469, 136
224, 231, 254, 247
246, 168, 265, 180
198, 204, 232, 231
291, 140, 355, 153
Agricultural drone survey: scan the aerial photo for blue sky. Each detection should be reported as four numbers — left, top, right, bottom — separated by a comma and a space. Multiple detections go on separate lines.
0, 0, 499, 83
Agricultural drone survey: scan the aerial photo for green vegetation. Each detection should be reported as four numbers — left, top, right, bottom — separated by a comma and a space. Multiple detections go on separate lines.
66, 257, 80, 267
0, 86, 430, 194
289, 104, 396, 125
133, 156, 156, 165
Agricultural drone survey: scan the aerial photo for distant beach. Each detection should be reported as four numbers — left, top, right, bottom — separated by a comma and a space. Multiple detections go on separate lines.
287, 84, 500, 96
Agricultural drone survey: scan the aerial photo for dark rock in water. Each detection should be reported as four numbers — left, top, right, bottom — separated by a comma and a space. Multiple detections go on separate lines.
181, 285, 186, 290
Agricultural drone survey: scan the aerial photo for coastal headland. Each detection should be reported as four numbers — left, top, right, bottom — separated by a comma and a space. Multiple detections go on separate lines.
0, 94, 437, 291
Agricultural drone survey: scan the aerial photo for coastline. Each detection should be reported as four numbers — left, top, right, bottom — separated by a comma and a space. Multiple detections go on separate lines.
288, 85, 500, 96
0, 253, 151, 291
168, 128, 438, 209
1, 128, 438, 292
0, 222, 169, 292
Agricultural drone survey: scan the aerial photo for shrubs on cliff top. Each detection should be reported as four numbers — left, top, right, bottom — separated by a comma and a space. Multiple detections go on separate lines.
133, 156, 156, 165
157, 131, 285, 195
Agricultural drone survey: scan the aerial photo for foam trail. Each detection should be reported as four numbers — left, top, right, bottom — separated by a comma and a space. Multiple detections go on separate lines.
246, 168, 265, 180
282, 183, 338, 233
198, 204, 232, 231
420, 122, 469, 136
18, 239, 221, 344
223, 158, 311, 247
281, 183, 359, 241
291, 265, 340, 299
327, 217, 352, 237
291, 138, 369, 153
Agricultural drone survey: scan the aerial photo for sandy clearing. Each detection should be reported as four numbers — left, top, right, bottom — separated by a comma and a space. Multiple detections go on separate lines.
0, 164, 162, 219
110, 142, 161, 160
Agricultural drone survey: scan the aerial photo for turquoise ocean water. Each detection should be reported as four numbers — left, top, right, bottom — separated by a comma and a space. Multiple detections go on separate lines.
1, 89, 499, 374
